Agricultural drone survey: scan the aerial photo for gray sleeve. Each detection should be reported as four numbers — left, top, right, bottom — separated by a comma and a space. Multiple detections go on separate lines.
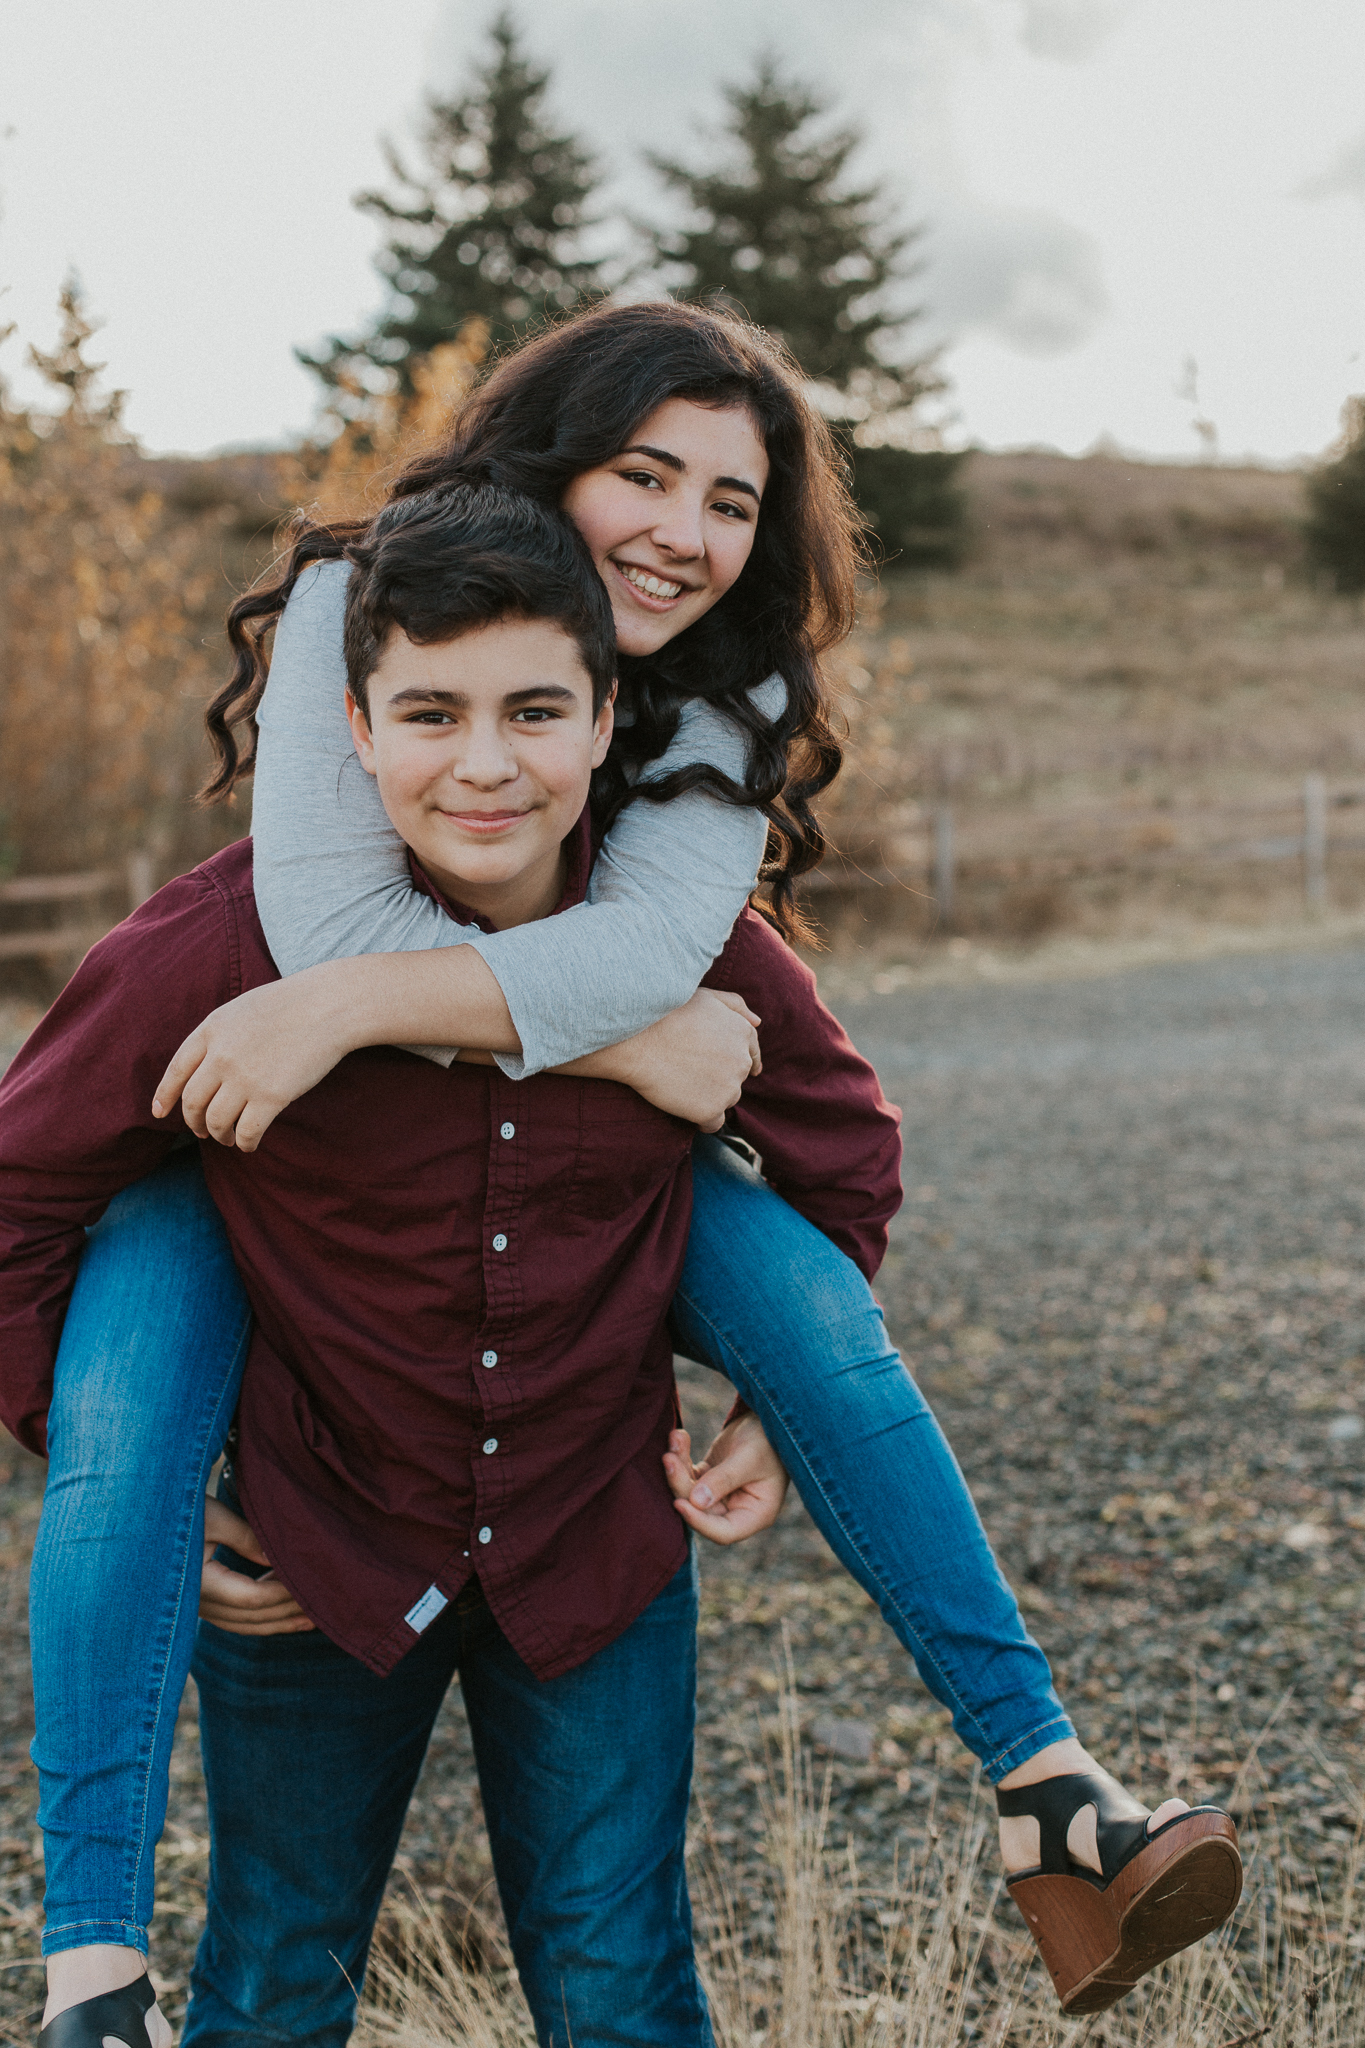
250, 556, 780, 1077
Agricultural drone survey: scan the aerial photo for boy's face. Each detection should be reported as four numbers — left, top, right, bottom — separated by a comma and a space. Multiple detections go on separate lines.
348, 617, 614, 928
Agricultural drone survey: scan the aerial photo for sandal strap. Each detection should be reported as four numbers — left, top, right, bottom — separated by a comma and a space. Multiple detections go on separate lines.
38, 1976, 155, 2048
995, 1768, 1151, 1879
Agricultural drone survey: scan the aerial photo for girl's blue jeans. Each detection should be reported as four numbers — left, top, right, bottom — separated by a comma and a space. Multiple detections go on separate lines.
30, 1137, 1072, 1959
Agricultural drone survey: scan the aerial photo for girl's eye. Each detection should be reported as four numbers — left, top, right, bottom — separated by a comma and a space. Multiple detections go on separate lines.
619, 468, 663, 490
712, 498, 751, 521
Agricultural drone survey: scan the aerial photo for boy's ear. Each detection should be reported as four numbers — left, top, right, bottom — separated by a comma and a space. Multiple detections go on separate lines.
591, 679, 616, 771
346, 689, 378, 776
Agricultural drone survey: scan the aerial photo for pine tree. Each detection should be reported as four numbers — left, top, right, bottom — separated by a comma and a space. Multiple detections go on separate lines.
646, 59, 962, 566
301, 12, 606, 399
647, 58, 931, 416
1306, 397, 1365, 595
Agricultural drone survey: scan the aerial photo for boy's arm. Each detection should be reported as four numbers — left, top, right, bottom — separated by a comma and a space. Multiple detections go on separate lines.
0, 871, 238, 1454
704, 912, 903, 1282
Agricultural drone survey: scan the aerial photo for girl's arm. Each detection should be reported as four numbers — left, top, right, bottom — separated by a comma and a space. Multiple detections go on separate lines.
251, 560, 778, 1077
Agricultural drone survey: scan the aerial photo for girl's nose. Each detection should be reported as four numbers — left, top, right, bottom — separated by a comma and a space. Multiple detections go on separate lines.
650, 495, 706, 561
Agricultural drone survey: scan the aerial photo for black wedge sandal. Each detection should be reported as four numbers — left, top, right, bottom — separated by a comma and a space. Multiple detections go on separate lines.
996, 1768, 1243, 2016
36, 1974, 157, 2048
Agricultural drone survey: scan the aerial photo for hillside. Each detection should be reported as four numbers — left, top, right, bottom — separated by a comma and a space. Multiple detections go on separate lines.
4, 437, 1357, 988
819, 449, 1365, 946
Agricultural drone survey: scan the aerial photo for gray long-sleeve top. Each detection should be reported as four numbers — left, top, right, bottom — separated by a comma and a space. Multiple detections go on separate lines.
251, 560, 781, 1077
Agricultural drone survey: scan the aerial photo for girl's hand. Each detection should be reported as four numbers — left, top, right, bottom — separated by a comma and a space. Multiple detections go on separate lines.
574, 989, 761, 1130
663, 1411, 789, 1545
153, 968, 365, 1153
200, 1494, 315, 1635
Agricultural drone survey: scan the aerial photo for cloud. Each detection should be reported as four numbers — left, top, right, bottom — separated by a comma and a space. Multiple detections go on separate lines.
924, 202, 1109, 354
430, 0, 1110, 360
1296, 131, 1365, 206
1017, 0, 1127, 62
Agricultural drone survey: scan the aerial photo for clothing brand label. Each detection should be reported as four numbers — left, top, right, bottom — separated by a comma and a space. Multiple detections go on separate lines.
404, 1584, 449, 1634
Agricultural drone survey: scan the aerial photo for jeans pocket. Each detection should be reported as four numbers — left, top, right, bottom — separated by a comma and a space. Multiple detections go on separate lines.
213, 1468, 270, 1581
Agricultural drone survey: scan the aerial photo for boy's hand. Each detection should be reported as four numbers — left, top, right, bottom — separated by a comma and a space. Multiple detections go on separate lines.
577, 990, 761, 1131
663, 1411, 789, 1545
200, 1494, 316, 1635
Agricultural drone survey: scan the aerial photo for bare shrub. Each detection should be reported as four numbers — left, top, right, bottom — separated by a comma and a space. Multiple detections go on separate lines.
0, 287, 275, 880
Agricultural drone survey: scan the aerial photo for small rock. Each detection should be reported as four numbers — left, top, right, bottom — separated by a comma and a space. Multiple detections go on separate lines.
810, 1716, 874, 1763
1329, 1413, 1363, 1442
1283, 1522, 1330, 1551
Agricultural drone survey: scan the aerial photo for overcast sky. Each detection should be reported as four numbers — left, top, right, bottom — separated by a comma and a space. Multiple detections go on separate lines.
3, 0, 1363, 461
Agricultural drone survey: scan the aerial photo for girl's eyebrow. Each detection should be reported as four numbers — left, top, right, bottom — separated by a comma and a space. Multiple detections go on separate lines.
618, 443, 762, 505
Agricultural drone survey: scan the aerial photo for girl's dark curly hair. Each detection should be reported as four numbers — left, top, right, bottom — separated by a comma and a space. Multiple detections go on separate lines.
207, 298, 863, 936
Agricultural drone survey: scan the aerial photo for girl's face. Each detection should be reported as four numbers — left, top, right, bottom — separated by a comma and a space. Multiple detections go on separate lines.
561, 398, 770, 658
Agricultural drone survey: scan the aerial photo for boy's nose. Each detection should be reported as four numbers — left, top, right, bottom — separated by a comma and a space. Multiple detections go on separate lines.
454, 732, 518, 787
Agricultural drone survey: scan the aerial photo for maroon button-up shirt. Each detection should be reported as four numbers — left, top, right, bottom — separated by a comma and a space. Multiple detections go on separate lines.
0, 827, 902, 1678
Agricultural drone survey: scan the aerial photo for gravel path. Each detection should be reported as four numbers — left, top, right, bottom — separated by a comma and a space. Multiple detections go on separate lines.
4, 943, 1365, 2031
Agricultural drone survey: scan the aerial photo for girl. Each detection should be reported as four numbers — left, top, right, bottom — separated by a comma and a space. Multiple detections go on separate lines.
32, 301, 1238, 2048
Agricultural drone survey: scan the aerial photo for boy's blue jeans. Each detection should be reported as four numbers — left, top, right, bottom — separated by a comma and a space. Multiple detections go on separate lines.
30, 1138, 1072, 1966
184, 1550, 710, 2048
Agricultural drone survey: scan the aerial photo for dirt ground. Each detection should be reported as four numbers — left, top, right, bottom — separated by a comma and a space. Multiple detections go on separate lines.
4, 932, 1365, 2037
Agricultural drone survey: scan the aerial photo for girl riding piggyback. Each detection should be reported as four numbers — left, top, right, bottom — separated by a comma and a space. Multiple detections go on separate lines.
9, 300, 1240, 2048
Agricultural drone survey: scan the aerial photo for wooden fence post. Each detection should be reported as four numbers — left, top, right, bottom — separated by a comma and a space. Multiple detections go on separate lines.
1303, 774, 1327, 910
126, 850, 156, 912
933, 807, 955, 927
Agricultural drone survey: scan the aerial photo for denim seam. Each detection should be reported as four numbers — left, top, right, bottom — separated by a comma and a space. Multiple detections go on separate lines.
675, 1280, 1025, 1768
124, 1312, 253, 1928
41, 1915, 149, 1959
984, 1711, 1078, 1783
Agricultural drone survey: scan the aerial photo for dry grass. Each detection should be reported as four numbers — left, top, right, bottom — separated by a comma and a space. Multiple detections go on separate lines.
816, 451, 1365, 953
354, 1666, 1365, 2048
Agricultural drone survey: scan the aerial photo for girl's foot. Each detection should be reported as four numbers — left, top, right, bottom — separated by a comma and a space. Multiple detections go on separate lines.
41, 1948, 171, 2048
996, 1737, 1189, 1875
994, 1740, 1242, 2015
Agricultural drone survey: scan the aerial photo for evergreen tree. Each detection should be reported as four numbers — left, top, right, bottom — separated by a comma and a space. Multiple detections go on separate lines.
646, 58, 931, 415
646, 58, 963, 566
301, 12, 606, 398
1306, 398, 1365, 595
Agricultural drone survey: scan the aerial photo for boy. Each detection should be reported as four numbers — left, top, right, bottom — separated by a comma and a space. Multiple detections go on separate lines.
0, 485, 901, 2048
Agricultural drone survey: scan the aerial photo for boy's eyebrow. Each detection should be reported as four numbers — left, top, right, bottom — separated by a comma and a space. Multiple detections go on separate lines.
386, 683, 581, 709
619, 444, 762, 505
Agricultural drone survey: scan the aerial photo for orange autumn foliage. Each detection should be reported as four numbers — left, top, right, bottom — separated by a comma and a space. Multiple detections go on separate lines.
0, 293, 486, 890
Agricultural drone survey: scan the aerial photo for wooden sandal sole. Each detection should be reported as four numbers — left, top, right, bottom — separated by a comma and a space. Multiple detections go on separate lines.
1008, 1809, 1243, 2016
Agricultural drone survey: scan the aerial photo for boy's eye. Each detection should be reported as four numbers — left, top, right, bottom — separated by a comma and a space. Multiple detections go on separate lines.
513, 706, 561, 725
407, 710, 455, 726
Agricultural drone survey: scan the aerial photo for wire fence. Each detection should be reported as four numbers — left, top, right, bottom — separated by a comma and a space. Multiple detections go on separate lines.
813, 775, 1356, 923
2, 780, 1358, 979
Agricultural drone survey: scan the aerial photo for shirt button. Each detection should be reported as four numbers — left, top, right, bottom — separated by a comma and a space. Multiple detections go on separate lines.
478, 1526, 492, 1545
483, 1438, 498, 1454
481, 1349, 498, 1368
500, 1122, 515, 1140
492, 1233, 508, 1253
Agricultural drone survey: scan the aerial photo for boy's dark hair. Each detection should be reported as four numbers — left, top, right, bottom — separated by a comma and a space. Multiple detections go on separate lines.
342, 483, 616, 720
